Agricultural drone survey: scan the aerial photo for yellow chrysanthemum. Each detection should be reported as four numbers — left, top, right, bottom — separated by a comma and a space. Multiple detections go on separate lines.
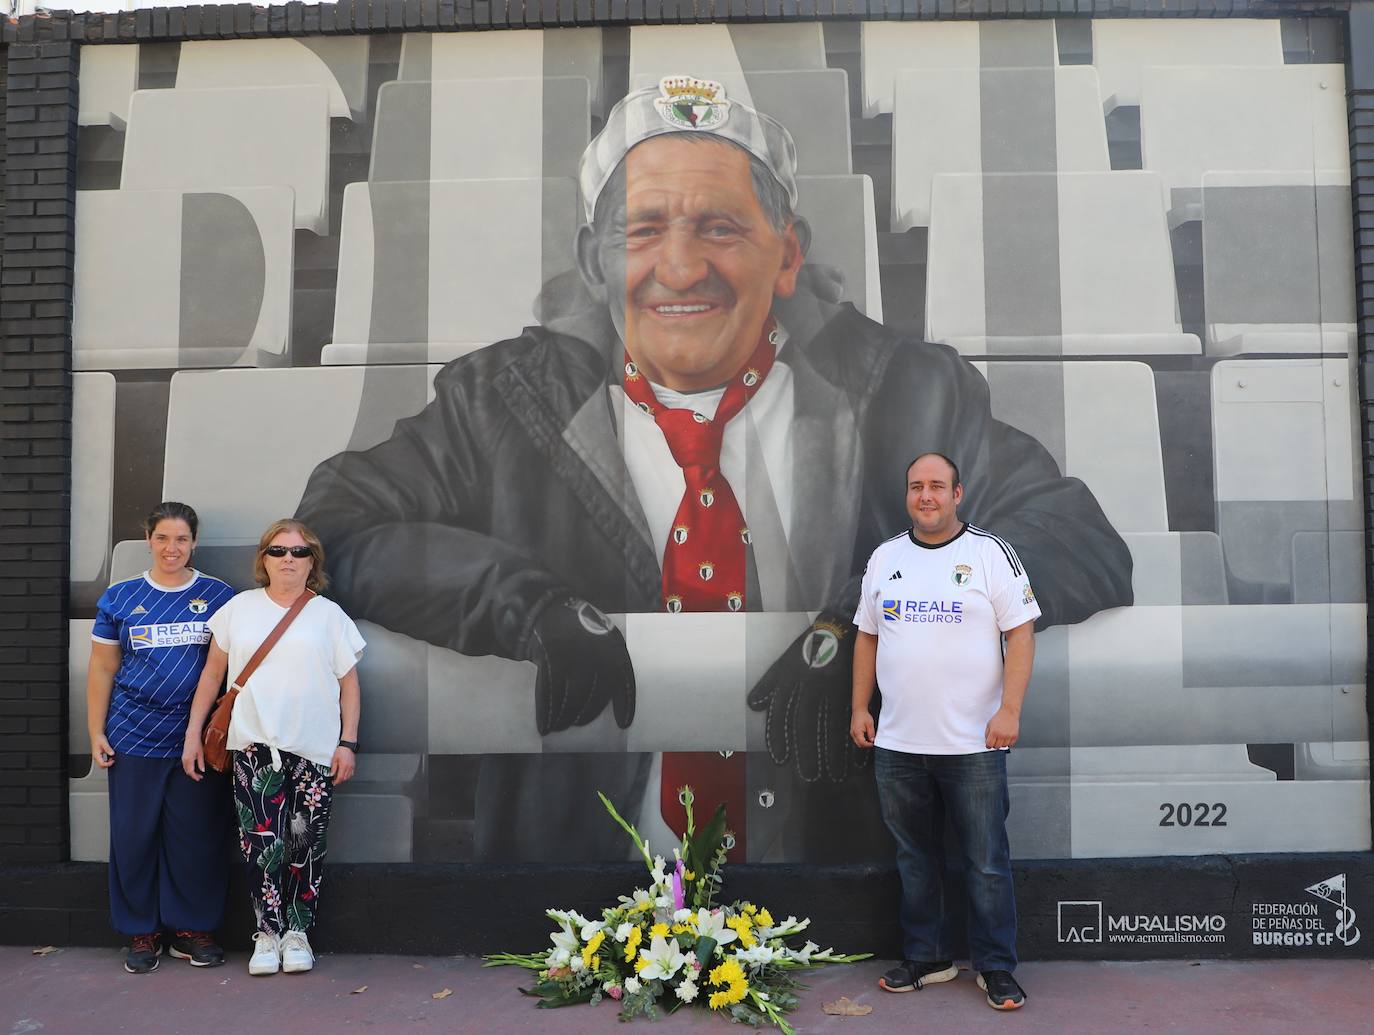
726, 915, 756, 949
671, 924, 691, 935
580, 930, 605, 969
709, 958, 746, 987
756, 908, 774, 928
623, 926, 642, 962
684, 870, 695, 881
741, 902, 758, 916
650, 922, 669, 939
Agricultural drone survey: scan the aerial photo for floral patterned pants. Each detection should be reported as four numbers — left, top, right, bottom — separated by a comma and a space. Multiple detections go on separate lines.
231, 743, 334, 935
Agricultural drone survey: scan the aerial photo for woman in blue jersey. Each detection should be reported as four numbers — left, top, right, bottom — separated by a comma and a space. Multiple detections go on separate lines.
87, 501, 236, 974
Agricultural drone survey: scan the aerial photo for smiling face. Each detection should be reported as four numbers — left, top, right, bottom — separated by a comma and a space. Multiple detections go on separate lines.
262, 529, 313, 596
581, 135, 803, 392
146, 518, 195, 581
906, 454, 964, 543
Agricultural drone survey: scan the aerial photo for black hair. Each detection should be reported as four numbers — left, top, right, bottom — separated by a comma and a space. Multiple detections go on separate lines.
143, 501, 199, 539
906, 453, 961, 489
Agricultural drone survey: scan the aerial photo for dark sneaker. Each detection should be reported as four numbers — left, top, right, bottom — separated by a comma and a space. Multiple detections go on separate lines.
168, 930, 225, 968
123, 932, 162, 974
977, 969, 1026, 1010
878, 959, 958, 992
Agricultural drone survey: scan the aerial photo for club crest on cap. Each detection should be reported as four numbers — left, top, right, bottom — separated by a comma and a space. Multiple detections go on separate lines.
655, 76, 731, 132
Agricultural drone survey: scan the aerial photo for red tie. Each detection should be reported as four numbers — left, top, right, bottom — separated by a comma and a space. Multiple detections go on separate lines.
621, 322, 778, 862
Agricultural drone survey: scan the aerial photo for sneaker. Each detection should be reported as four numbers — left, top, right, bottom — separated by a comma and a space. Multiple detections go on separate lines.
168, 930, 225, 968
123, 932, 162, 974
248, 931, 281, 976
977, 969, 1026, 1010
878, 958, 958, 992
280, 930, 314, 973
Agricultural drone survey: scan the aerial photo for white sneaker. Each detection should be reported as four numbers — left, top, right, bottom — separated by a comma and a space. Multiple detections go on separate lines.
248, 931, 280, 976
280, 930, 314, 973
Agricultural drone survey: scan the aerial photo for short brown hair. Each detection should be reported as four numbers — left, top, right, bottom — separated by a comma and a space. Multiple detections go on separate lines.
253, 518, 329, 592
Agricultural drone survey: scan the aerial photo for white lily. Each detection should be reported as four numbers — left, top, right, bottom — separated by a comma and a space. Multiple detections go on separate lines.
767, 915, 809, 937
637, 934, 686, 981
617, 888, 655, 911
650, 855, 669, 889
549, 923, 580, 958
785, 939, 821, 964
579, 919, 607, 941
734, 944, 779, 969
613, 922, 635, 943
692, 908, 738, 947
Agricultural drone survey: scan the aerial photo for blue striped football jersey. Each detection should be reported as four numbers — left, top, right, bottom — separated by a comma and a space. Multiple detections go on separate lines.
92, 571, 236, 758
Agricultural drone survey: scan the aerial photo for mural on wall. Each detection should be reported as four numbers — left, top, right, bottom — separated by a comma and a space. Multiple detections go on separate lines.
67, 18, 1370, 866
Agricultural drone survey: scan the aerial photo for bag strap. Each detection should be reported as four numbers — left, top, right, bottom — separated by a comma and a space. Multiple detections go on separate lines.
230, 588, 316, 691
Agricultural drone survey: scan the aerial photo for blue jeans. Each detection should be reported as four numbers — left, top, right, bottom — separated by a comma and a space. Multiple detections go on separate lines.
873, 747, 1017, 972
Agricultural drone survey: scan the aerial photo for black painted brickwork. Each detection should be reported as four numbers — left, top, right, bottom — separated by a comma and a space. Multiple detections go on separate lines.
0, 42, 77, 865
0, 0, 1357, 44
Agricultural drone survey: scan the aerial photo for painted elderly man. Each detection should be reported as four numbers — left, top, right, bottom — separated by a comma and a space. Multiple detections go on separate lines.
296, 77, 1132, 861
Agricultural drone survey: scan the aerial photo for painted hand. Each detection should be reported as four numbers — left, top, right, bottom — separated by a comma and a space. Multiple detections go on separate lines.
747, 613, 866, 783
527, 597, 636, 735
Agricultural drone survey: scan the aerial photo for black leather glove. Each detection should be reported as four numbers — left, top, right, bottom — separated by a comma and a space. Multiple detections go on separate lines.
526, 597, 636, 735
746, 612, 868, 783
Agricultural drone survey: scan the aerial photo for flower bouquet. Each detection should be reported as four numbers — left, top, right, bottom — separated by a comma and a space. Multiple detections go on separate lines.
485, 789, 870, 1033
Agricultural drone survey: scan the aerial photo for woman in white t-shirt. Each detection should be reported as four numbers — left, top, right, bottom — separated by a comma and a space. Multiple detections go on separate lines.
182, 519, 365, 978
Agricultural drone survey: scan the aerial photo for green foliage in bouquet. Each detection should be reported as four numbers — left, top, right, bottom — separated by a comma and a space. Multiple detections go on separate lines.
485, 788, 870, 1035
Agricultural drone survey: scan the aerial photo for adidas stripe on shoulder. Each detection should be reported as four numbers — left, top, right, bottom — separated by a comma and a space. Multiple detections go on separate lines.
966, 525, 1023, 577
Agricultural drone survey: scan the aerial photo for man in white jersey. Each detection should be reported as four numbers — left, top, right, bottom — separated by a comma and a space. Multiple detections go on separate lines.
852, 452, 1038, 1011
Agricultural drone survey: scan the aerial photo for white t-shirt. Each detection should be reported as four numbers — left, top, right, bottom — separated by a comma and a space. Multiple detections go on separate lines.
206, 589, 366, 767
854, 523, 1041, 755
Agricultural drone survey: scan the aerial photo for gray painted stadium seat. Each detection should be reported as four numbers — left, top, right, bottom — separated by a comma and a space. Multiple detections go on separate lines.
860, 19, 1058, 118
795, 175, 882, 321
1139, 64, 1349, 219
74, 187, 295, 370
370, 77, 589, 183
162, 366, 441, 546
78, 43, 138, 129
891, 66, 1110, 231
177, 37, 370, 121
70, 373, 116, 609
1211, 357, 1361, 602
1091, 17, 1283, 110
973, 360, 1168, 532
324, 178, 579, 366
399, 28, 603, 114
121, 85, 332, 234
926, 172, 1199, 357
1201, 171, 1355, 356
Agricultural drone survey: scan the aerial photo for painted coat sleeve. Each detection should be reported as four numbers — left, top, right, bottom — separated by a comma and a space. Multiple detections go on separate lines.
294, 358, 564, 661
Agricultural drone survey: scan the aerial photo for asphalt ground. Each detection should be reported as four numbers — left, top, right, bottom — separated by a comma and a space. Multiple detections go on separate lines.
3, 947, 1373, 1034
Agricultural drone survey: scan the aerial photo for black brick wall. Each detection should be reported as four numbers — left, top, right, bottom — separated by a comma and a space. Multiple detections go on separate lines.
0, 41, 77, 864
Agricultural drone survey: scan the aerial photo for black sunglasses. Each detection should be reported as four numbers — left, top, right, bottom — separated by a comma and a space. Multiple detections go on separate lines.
264, 545, 313, 559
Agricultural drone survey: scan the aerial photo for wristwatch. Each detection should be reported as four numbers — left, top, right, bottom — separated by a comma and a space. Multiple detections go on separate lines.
337, 738, 359, 752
